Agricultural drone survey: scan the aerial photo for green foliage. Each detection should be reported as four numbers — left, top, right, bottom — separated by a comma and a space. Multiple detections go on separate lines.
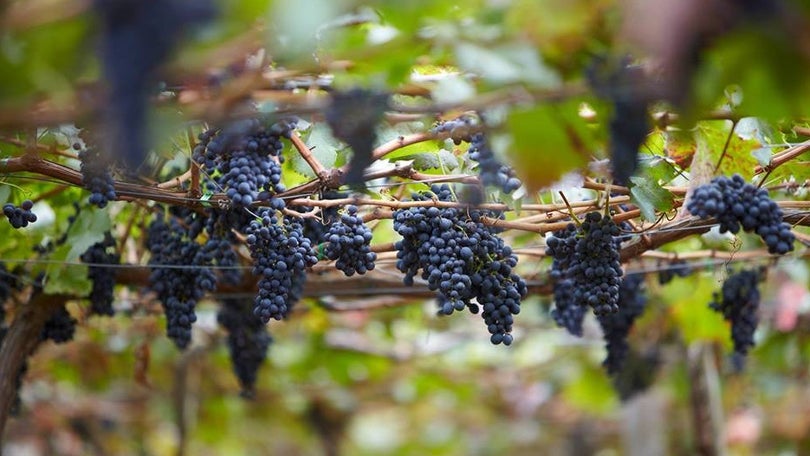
2, 0, 810, 454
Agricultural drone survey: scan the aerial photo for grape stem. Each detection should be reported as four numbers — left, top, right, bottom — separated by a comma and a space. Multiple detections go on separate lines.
711, 119, 739, 174
290, 131, 328, 179
558, 191, 582, 228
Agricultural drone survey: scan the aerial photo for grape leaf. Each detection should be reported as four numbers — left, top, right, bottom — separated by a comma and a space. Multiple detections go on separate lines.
507, 102, 590, 190
394, 149, 458, 171
64, 210, 112, 262
629, 176, 674, 222
45, 242, 90, 295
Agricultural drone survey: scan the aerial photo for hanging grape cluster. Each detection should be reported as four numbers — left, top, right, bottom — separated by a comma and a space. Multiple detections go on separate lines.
75, 143, 117, 208
3, 200, 37, 229
217, 297, 272, 398
193, 118, 295, 209
146, 209, 217, 349
597, 274, 648, 375
710, 269, 763, 370
80, 232, 120, 316
546, 212, 624, 317
687, 174, 794, 254
245, 210, 318, 323
324, 205, 376, 277
393, 184, 527, 345
433, 118, 522, 195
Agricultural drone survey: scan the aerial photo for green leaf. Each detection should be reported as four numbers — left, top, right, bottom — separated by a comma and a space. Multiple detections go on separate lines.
64, 210, 112, 262
290, 123, 347, 177
395, 149, 458, 171
629, 176, 674, 222
45, 242, 90, 295
506, 102, 590, 190
454, 42, 560, 86
695, 121, 761, 179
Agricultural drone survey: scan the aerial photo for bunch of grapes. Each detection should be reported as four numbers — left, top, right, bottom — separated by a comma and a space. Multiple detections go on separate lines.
93, 0, 216, 170
393, 184, 527, 345
75, 143, 117, 208
299, 191, 347, 244
710, 269, 762, 370
245, 210, 318, 323
201, 208, 255, 285
587, 59, 649, 186
147, 209, 217, 349
597, 274, 648, 375
217, 297, 272, 398
324, 205, 376, 276
467, 133, 522, 194
193, 118, 296, 208
546, 224, 586, 336
3, 200, 37, 228
433, 118, 522, 195
40, 305, 77, 344
687, 174, 794, 254
80, 232, 120, 316
546, 212, 624, 317
432, 116, 476, 145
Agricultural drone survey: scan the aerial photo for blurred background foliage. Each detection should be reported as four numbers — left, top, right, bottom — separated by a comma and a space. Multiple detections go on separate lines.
1, 0, 810, 455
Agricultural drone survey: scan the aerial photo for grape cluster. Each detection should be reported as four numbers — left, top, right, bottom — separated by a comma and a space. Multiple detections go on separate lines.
546, 212, 624, 317
93, 0, 216, 170
245, 210, 318, 323
217, 298, 272, 398
546, 224, 586, 336
202, 208, 254, 285
612, 348, 660, 402
80, 232, 120, 316
687, 174, 794, 254
393, 184, 527, 345
587, 60, 649, 186
432, 116, 476, 145
299, 191, 347, 244
324, 205, 376, 276
710, 269, 762, 370
325, 88, 390, 185
657, 259, 692, 285
597, 274, 647, 375
194, 118, 296, 208
40, 305, 77, 344
75, 143, 117, 208
468, 133, 522, 194
147, 209, 217, 349
3, 200, 37, 228
433, 118, 522, 195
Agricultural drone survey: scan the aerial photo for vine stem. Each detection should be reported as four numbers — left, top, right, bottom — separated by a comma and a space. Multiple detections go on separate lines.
753, 139, 810, 179
558, 191, 582, 228
712, 119, 739, 174
0, 293, 69, 443
290, 131, 327, 179
187, 128, 201, 198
